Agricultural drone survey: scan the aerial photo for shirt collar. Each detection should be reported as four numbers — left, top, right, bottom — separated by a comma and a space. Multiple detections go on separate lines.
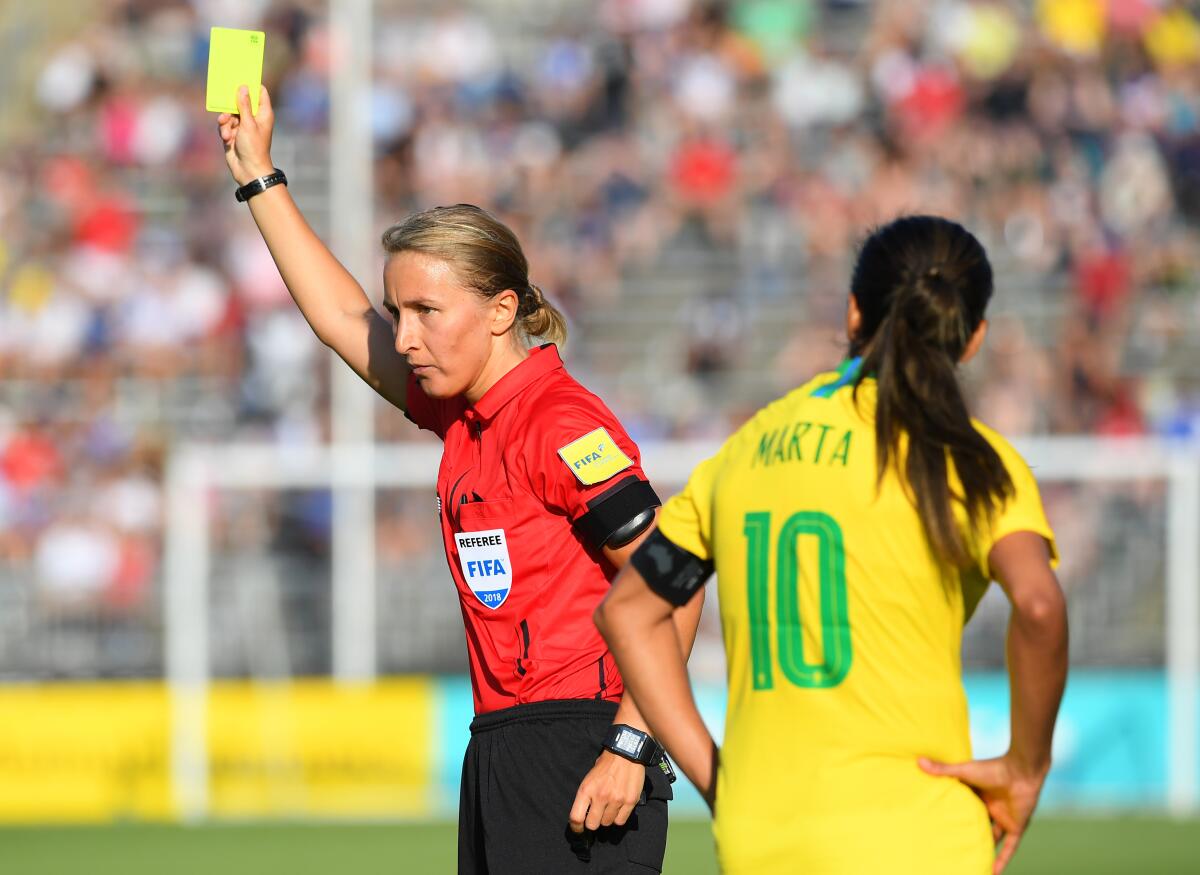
468, 343, 564, 423
811, 357, 864, 399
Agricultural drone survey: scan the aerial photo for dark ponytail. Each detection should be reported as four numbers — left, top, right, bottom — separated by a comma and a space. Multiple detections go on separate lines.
850, 216, 1013, 567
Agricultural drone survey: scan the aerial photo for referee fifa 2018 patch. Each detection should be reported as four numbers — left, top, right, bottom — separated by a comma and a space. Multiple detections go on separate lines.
557, 427, 633, 486
455, 528, 514, 610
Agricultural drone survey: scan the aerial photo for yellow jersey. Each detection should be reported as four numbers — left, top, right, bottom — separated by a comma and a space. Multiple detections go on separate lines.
657, 360, 1058, 875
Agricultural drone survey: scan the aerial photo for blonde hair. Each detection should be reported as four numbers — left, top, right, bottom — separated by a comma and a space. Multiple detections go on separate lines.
381, 204, 568, 348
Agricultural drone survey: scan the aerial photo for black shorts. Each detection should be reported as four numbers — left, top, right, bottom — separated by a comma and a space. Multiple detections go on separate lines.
458, 698, 672, 875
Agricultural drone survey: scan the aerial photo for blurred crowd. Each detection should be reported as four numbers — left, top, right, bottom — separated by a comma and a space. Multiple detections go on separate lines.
1, 0, 1197, 669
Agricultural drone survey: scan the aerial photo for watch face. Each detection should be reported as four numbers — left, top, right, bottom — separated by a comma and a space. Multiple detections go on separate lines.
614, 727, 645, 758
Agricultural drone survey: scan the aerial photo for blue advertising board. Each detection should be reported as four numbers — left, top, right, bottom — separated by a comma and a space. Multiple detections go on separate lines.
432, 671, 1190, 817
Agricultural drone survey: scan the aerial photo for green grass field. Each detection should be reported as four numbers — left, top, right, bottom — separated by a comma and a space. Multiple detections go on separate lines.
3, 817, 1198, 874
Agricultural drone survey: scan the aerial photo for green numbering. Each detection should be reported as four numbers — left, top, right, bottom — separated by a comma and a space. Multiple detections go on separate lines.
744, 511, 852, 690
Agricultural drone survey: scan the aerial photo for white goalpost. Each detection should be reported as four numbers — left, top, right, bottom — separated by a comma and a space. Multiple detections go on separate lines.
164, 437, 1200, 821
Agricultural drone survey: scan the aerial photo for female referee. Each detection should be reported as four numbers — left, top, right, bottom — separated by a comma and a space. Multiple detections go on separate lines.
596, 215, 1069, 875
217, 85, 703, 874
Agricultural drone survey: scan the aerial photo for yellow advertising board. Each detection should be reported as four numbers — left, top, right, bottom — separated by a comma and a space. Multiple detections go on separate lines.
0, 678, 434, 823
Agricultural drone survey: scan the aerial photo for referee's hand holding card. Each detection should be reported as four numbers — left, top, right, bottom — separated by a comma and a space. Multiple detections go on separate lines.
207, 26, 274, 188
217, 84, 275, 188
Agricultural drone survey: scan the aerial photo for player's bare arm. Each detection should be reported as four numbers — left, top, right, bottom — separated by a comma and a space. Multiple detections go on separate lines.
920, 531, 1067, 875
569, 517, 705, 833
217, 85, 409, 411
595, 558, 718, 810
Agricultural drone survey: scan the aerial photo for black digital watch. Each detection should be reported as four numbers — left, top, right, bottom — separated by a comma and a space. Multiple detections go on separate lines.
603, 724, 677, 784
603, 723, 661, 766
235, 168, 288, 202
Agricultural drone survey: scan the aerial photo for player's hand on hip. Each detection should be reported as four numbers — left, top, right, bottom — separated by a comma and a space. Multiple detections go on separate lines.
919, 753, 1048, 875
568, 750, 646, 833
216, 84, 275, 186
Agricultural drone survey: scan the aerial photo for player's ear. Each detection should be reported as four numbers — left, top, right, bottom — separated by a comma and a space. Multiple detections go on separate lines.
845, 294, 863, 343
960, 319, 987, 364
490, 289, 519, 337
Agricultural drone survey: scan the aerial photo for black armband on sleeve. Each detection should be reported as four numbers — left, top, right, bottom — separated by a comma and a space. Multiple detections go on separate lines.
606, 507, 655, 548
630, 528, 713, 607
575, 476, 661, 551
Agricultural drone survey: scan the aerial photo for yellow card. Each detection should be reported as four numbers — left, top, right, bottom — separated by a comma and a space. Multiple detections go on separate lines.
557, 427, 634, 486
205, 27, 265, 115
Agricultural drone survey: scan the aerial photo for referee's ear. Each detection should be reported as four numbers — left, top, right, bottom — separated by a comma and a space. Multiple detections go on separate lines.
489, 289, 520, 337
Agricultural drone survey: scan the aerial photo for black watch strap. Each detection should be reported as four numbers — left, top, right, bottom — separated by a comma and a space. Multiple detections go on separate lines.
235, 168, 287, 202
603, 723, 660, 766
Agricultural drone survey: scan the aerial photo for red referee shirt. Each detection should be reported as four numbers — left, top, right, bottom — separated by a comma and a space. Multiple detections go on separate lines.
406, 344, 660, 714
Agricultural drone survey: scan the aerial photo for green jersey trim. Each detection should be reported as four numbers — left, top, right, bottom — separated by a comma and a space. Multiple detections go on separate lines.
810, 357, 863, 399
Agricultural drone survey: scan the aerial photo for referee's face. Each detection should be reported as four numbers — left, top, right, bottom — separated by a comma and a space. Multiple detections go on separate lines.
384, 251, 510, 400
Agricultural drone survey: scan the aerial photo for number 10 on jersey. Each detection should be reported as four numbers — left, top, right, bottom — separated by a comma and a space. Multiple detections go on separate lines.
743, 511, 852, 690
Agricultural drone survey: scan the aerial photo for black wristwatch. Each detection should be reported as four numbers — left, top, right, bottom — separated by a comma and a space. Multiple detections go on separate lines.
235, 168, 287, 202
603, 723, 661, 766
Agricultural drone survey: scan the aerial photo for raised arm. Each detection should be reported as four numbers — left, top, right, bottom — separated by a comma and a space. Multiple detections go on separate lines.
920, 531, 1068, 874
218, 85, 409, 411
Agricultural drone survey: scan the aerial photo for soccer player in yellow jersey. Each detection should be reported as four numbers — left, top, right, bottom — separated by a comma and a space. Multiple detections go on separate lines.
596, 216, 1068, 874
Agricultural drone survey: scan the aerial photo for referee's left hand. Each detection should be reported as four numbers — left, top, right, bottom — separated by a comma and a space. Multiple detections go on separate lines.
569, 751, 646, 832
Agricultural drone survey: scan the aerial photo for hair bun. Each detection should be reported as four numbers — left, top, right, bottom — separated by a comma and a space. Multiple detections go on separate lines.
519, 282, 568, 347
520, 283, 544, 317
